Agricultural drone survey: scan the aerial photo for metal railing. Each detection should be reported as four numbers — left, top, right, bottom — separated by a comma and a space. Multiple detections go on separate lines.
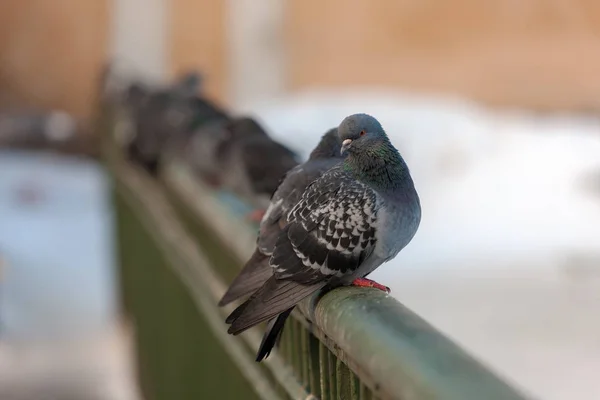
105, 113, 530, 400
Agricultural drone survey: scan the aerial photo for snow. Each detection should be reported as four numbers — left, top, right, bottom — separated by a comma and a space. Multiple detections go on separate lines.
242, 89, 600, 400
0, 150, 118, 340
243, 89, 600, 275
0, 150, 139, 400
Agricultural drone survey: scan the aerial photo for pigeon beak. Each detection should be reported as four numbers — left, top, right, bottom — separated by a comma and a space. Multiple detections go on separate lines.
341, 138, 352, 155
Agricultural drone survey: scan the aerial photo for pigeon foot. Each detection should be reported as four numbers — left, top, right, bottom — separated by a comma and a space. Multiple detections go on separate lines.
351, 278, 391, 293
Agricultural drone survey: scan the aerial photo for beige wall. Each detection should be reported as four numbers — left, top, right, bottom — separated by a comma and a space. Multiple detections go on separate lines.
285, 0, 600, 111
2, 1, 599, 117
0, 0, 110, 118
170, 0, 228, 105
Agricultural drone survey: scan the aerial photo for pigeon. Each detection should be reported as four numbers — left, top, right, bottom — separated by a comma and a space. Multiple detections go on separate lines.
110, 81, 148, 150
169, 93, 231, 178
218, 127, 344, 307
125, 78, 203, 175
172, 71, 203, 97
184, 119, 230, 186
225, 113, 422, 362
214, 117, 299, 220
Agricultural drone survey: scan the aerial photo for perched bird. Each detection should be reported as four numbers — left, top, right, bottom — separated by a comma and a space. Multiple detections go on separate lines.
170, 93, 231, 180
184, 119, 230, 187
110, 81, 148, 150
215, 117, 299, 221
125, 77, 204, 175
218, 127, 344, 307
225, 113, 422, 361
172, 71, 203, 97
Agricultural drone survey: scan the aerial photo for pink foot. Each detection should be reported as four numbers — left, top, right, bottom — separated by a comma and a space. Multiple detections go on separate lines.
246, 209, 266, 223
351, 278, 391, 293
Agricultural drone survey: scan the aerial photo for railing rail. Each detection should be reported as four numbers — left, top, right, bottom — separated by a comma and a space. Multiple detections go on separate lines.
106, 121, 530, 400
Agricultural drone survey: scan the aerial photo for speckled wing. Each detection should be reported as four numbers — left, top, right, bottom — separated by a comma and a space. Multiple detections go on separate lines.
271, 165, 379, 284
227, 165, 380, 334
219, 158, 341, 307
257, 157, 340, 254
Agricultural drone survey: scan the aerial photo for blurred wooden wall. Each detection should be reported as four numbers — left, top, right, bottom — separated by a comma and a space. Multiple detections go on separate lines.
1, 0, 599, 118
170, 0, 227, 106
0, 0, 110, 118
285, 0, 600, 111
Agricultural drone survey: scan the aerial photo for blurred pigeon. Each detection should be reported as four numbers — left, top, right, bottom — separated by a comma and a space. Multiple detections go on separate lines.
225, 114, 422, 361
171, 94, 231, 182
112, 82, 150, 148
184, 119, 229, 186
215, 117, 299, 221
173, 71, 203, 97
125, 78, 208, 175
218, 128, 344, 307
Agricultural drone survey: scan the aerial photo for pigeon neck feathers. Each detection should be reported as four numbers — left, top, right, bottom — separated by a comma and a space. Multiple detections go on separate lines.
343, 138, 412, 193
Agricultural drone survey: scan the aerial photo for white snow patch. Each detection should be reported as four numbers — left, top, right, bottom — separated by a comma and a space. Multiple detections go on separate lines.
243, 89, 600, 400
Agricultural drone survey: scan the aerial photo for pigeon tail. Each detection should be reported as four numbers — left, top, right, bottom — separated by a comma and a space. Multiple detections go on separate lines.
255, 307, 293, 362
227, 277, 325, 335
218, 249, 272, 307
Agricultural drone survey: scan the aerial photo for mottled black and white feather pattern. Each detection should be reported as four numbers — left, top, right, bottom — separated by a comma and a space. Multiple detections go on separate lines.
270, 165, 379, 284
226, 113, 422, 359
226, 165, 382, 335
219, 129, 343, 307
257, 158, 340, 254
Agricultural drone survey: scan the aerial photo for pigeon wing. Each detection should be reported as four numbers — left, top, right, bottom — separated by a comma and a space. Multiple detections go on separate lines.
227, 166, 380, 334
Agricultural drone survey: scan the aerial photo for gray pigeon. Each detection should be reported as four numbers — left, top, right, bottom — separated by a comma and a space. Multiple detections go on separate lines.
215, 117, 299, 220
184, 119, 230, 186
176, 95, 231, 185
225, 113, 422, 362
218, 127, 344, 307
125, 79, 202, 175
173, 71, 203, 97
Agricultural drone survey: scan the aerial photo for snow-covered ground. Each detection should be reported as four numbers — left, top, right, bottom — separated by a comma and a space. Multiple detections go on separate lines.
0, 150, 140, 400
243, 90, 600, 400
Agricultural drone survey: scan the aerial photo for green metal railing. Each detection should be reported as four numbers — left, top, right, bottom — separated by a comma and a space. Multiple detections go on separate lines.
105, 109, 530, 400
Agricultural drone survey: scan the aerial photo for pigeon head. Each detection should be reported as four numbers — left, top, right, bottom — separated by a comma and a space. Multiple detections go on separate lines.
174, 71, 203, 97
338, 114, 411, 190
338, 113, 389, 156
308, 128, 344, 160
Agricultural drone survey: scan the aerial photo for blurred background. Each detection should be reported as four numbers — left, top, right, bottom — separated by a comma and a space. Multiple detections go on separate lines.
1, 1, 600, 399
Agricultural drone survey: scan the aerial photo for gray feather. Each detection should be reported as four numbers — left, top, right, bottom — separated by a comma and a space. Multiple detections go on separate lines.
218, 249, 272, 307
227, 277, 325, 335
216, 117, 299, 209
220, 129, 343, 307
226, 114, 421, 362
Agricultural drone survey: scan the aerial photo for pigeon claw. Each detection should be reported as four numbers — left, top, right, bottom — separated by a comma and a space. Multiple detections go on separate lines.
351, 278, 391, 293
246, 209, 266, 223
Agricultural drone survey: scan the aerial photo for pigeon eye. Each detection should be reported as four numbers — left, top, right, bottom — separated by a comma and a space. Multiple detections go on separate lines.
359, 130, 366, 136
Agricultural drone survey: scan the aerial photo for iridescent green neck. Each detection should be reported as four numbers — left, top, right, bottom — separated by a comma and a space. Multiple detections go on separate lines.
343, 141, 411, 192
